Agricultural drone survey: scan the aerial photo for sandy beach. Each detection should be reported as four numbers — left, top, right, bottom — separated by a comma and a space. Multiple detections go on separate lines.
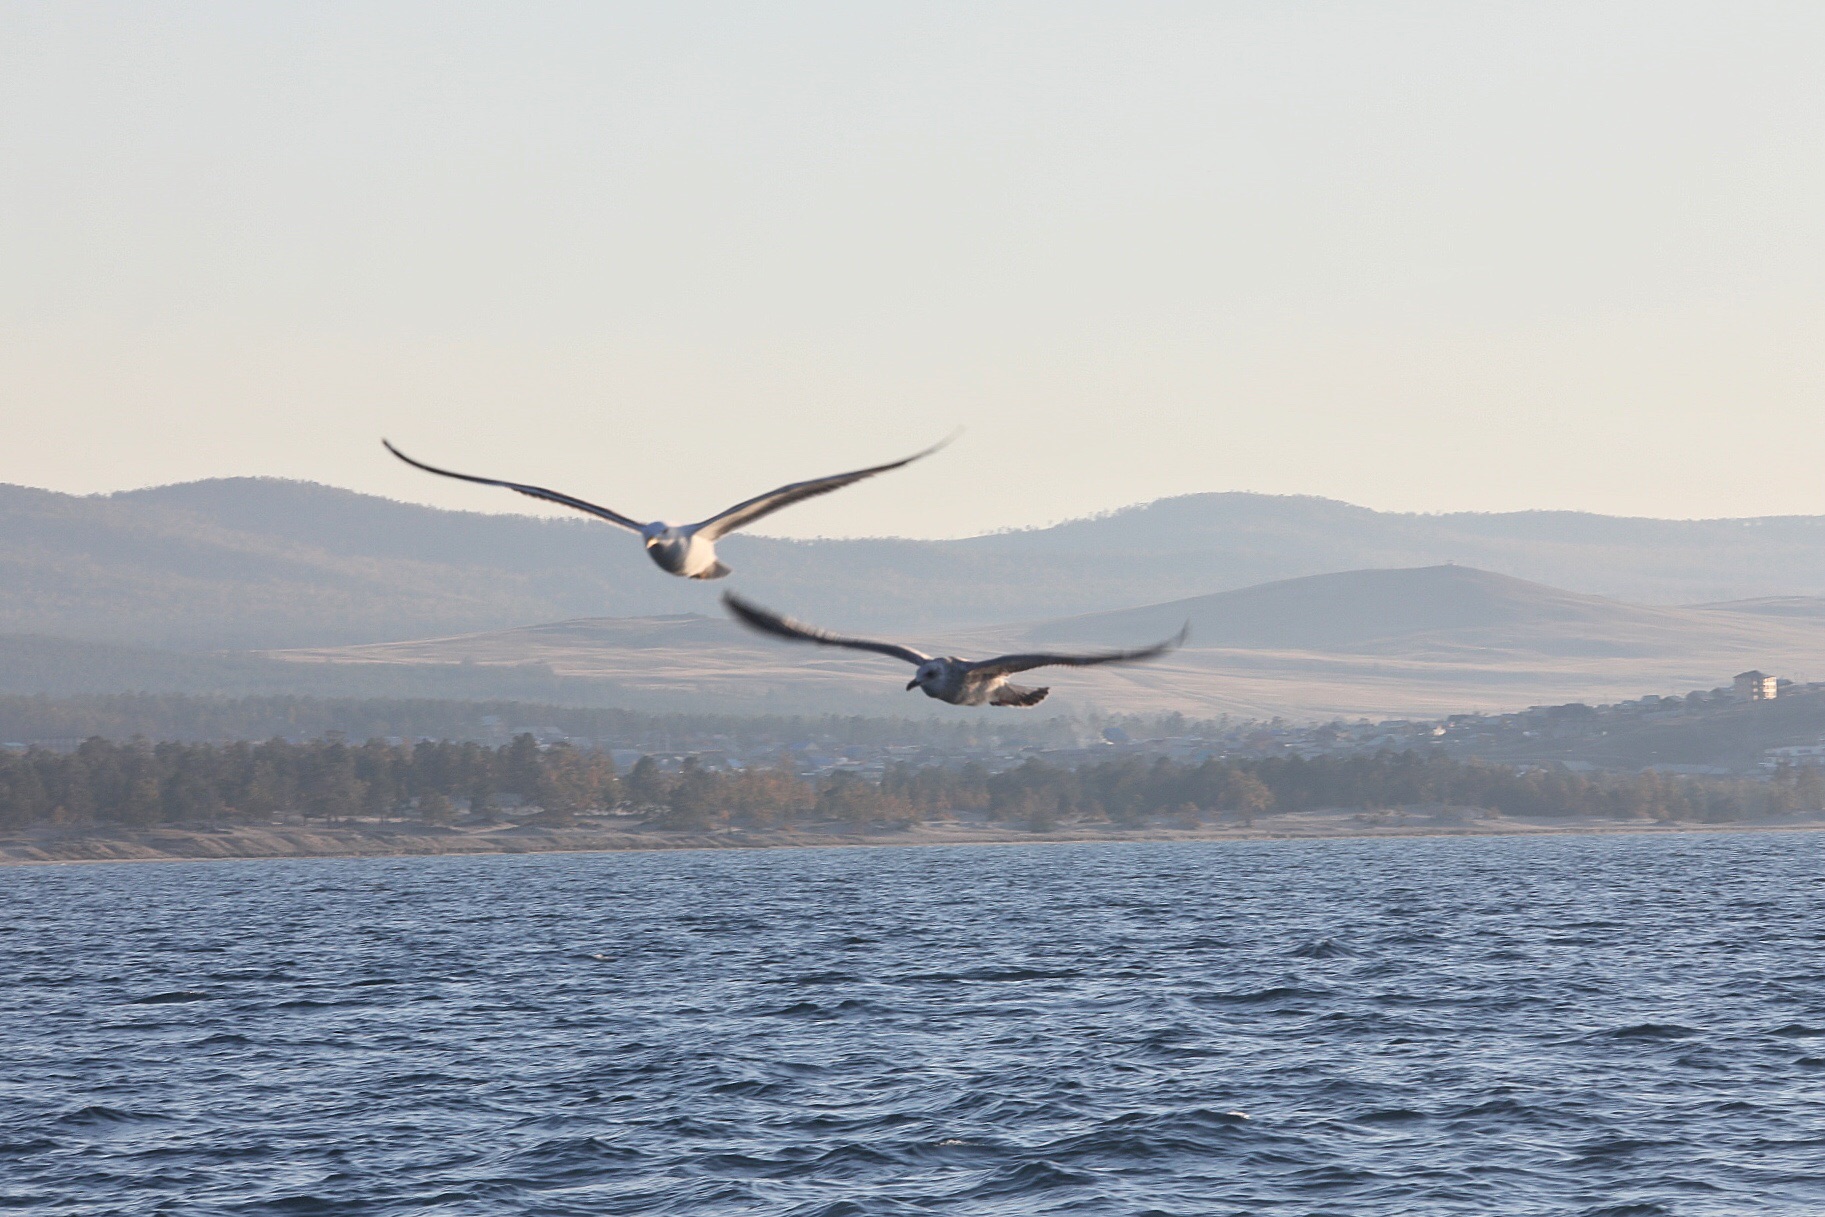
7, 808, 1823, 865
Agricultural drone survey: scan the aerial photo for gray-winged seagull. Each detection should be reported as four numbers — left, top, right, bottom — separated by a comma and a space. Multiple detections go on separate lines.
723, 593, 1188, 707
383, 436, 949, 579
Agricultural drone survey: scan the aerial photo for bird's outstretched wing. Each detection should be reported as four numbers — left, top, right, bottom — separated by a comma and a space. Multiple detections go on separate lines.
969, 625, 1189, 679
382, 440, 644, 532
723, 594, 931, 666
694, 434, 955, 541
990, 683, 1051, 707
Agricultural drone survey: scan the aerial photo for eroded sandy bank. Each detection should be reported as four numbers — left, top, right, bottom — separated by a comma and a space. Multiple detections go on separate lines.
6, 808, 1824, 865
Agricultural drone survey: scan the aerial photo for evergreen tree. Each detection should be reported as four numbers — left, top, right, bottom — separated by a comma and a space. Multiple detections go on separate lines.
624, 756, 670, 810
504, 733, 542, 800
652, 758, 722, 830
301, 745, 366, 822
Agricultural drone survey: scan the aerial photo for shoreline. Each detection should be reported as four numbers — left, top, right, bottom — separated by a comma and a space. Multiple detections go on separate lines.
7, 810, 1825, 866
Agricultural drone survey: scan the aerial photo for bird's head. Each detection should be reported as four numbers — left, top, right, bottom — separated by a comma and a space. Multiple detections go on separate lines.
907, 662, 940, 691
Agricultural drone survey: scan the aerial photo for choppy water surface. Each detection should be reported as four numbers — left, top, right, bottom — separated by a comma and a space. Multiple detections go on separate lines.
4, 834, 1825, 1215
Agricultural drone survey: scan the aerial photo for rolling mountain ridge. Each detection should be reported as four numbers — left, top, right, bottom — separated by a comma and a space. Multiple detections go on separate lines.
10, 477, 1825, 650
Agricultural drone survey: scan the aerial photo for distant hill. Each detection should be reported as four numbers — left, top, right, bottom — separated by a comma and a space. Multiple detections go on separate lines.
1026, 566, 1673, 651
0, 632, 642, 706
12, 477, 1825, 650
245, 566, 1825, 720
0, 481, 587, 650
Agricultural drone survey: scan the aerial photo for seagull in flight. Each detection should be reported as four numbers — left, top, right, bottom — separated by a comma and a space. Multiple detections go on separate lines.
382, 436, 950, 579
724, 593, 1188, 707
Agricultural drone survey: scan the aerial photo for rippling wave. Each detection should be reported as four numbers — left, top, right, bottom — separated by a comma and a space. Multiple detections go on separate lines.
4, 833, 1825, 1214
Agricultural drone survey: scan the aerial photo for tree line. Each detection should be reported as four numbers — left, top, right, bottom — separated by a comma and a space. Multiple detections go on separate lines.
3, 736, 1820, 831
0, 735, 615, 829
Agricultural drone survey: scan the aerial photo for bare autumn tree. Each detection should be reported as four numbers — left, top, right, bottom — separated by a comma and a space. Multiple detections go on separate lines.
534, 743, 618, 815
1219, 772, 1274, 826
417, 789, 455, 825
727, 764, 812, 827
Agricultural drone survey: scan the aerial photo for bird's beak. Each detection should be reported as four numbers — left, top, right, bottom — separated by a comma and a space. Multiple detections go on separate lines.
906, 679, 920, 690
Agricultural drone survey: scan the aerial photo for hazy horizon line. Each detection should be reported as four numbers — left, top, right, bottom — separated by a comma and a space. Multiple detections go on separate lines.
10, 473, 1825, 541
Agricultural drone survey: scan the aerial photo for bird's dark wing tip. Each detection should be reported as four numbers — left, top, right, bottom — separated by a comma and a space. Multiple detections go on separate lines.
721, 592, 777, 628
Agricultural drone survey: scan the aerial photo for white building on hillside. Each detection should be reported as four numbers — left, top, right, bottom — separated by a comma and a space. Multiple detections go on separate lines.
1734, 670, 1778, 701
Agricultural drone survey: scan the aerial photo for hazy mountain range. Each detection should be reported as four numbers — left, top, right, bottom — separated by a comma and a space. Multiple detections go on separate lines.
10, 477, 1825, 650
9, 476, 1825, 719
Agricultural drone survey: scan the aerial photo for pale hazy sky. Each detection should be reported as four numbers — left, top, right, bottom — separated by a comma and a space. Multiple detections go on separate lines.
3, 2, 1824, 537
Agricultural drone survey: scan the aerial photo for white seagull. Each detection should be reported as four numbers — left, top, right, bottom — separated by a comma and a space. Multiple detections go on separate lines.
382, 436, 950, 580
724, 593, 1188, 708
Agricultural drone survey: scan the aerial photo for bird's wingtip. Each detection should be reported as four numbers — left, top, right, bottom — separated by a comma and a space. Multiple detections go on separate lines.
896, 428, 963, 465
924, 427, 964, 457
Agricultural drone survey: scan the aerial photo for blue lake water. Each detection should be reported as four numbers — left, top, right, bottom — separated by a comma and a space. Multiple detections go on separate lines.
3, 833, 1824, 1215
